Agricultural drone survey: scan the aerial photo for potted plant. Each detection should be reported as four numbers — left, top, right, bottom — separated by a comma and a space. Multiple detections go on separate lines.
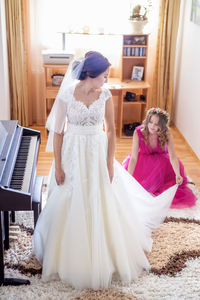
129, 2, 151, 33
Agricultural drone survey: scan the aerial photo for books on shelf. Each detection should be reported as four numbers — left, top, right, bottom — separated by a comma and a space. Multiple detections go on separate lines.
123, 47, 147, 57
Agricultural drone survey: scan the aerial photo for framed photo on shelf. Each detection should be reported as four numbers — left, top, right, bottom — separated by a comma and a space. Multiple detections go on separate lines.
132, 35, 146, 45
131, 66, 144, 81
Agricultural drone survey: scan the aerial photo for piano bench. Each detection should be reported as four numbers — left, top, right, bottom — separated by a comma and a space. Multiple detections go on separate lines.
32, 176, 44, 228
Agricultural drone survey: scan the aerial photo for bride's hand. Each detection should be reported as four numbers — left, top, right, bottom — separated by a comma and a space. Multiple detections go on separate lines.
55, 168, 65, 185
107, 160, 114, 183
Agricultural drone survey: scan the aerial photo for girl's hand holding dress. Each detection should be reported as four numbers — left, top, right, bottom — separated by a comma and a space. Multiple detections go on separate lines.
176, 174, 183, 185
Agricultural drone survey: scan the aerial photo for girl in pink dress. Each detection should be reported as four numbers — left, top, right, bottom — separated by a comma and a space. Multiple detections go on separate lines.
122, 108, 197, 209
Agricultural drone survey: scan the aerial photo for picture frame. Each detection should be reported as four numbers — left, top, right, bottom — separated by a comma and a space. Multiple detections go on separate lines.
131, 66, 144, 81
132, 35, 146, 45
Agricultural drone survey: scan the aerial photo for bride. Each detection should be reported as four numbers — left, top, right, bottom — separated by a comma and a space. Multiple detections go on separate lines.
33, 51, 178, 290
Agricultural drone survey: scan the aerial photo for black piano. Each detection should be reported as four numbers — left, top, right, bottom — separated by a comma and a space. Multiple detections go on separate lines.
0, 120, 41, 285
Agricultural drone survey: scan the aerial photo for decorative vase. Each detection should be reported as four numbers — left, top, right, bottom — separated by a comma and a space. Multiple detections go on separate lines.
130, 20, 148, 34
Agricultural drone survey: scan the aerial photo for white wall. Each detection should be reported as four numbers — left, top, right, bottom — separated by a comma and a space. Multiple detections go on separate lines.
174, 0, 200, 159
0, 0, 10, 120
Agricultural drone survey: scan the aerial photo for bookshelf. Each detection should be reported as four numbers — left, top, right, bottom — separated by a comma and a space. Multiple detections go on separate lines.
121, 34, 148, 81
120, 34, 150, 137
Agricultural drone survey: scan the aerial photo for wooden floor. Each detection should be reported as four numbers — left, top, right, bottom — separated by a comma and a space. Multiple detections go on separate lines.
34, 126, 200, 190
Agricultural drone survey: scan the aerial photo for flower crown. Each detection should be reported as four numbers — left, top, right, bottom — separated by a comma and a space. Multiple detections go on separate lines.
147, 107, 170, 124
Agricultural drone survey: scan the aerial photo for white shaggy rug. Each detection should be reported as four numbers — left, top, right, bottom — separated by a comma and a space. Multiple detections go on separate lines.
1, 184, 200, 300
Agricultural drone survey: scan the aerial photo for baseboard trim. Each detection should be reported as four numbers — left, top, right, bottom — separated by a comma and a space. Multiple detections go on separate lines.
172, 125, 200, 162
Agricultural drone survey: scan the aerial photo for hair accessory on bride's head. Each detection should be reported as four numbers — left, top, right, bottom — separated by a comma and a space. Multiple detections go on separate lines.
147, 107, 170, 124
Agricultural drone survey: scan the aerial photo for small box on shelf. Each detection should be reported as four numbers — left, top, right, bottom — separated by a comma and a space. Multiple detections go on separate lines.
124, 91, 137, 102
123, 122, 141, 137
51, 73, 65, 86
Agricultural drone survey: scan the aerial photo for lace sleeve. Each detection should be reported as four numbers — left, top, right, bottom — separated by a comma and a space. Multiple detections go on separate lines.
46, 97, 68, 134
45, 86, 72, 152
102, 87, 112, 102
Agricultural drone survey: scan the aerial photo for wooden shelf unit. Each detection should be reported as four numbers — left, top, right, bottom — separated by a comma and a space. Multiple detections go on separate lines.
121, 34, 148, 81
119, 34, 150, 138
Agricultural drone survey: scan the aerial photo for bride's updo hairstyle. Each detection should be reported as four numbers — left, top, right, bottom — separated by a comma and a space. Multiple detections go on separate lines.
72, 51, 111, 80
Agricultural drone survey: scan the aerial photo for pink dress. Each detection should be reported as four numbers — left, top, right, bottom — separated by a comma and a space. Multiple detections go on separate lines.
122, 125, 197, 209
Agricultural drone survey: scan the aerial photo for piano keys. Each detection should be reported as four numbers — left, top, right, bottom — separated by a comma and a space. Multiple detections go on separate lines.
0, 120, 41, 286
10, 135, 38, 193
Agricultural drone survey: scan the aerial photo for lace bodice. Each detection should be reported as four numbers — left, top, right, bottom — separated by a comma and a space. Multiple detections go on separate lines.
66, 85, 112, 126
45, 84, 112, 151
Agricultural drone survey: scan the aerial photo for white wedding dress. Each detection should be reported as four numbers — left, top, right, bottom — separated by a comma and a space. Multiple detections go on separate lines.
33, 84, 178, 290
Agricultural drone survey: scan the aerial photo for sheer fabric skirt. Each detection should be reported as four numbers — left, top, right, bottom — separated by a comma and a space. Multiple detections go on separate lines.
122, 152, 197, 209
33, 124, 177, 290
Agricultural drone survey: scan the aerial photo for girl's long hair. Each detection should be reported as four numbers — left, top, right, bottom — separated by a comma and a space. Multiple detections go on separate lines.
142, 112, 169, 148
